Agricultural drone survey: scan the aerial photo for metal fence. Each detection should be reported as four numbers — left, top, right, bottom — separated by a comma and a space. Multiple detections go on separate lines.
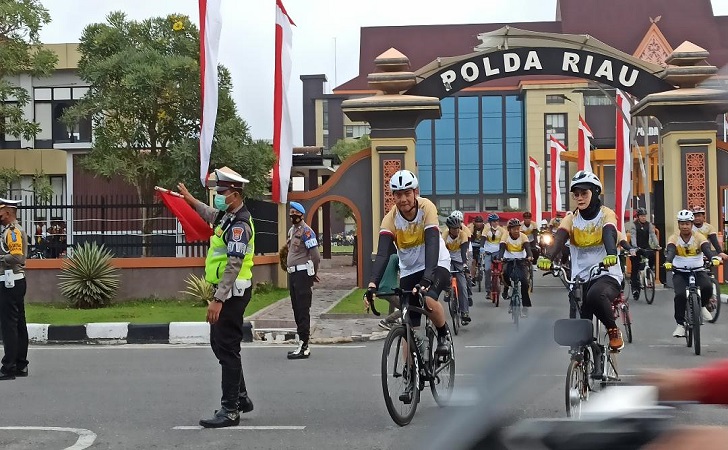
15, 195, 279, 258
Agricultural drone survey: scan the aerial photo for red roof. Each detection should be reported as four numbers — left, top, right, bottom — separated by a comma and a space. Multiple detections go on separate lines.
335, 0, 728, 93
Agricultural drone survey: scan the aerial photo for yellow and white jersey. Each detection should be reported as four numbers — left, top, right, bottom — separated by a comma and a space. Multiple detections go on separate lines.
380, 197, 450, 277
560, 206, 622, 284
442, 228, 470, 263
520, 222, 539, 242
668, 232, 707, 269
501, 232, 530, 259
483, 225, 507, 254
693, 222, 717, 239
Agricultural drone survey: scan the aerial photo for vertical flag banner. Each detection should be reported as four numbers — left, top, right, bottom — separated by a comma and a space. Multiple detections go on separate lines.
272, 0, 295, 204
723, 113, 727, 142
578, 115, 594, 173
529, 157, 542, 224
198, 0, 223, 185
615, 90, 632, 232
549, 136, 567, 215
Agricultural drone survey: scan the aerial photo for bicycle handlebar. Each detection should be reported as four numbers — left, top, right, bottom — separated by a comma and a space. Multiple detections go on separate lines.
364, 286, 427, 317
544, 262, 606, 287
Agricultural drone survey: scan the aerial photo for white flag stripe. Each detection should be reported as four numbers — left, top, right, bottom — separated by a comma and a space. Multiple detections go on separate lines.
199, 0, 222, 185
273, 1, 294, 203
615, 90, 632, 232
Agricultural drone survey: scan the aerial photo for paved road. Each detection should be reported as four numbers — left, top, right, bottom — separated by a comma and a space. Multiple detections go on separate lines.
2, 275, 728, 449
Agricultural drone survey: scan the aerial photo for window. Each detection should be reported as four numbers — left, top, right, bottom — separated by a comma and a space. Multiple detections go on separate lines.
505, 95, 524, 194
437, 198, 455, 216
54, 87, 72, 101
345, 124, 370, 139
34, 88, 52, 101
415, 121, 433, 195
545, 113, 568, 210
434, 97, 455, 194
484, 197, 501, 211
322, 100, 329, 131
35, 103, 53, 141
482, 96, 503, 194
546, 95, 565, 104
72, 87, 89, 100
459, 198, 477, 212
584, 94, 613, 106
458, 96, 479, 194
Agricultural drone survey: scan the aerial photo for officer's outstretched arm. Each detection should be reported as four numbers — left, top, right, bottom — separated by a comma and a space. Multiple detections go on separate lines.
370, 233, 395, 287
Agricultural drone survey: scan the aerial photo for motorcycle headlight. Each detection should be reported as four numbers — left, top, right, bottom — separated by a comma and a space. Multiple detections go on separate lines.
542, 235, 552, 245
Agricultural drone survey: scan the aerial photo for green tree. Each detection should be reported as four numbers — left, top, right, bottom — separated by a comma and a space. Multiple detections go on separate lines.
0, 0, 58, 141
329, 135, 370, 220
64, 12, 275, 253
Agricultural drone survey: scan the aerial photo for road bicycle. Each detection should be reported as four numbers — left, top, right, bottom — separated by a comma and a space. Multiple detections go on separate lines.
502, 258, 528, 329
490, 258, 503, 307
707, 269, 721, 323
612, 289, 633, 344
670, 261, 715, 356
443, 267, 464, 335
630, 249, 657, 304
366, 288, 455, 426
549, 263, 622, 418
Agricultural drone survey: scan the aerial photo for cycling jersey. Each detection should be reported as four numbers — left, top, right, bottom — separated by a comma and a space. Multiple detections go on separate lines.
442, 228, 470, 264
380, 197, 450, 278
501, 232, 530, 259
468, 223, 485, 245
668, 231, 708, 269
483, 225, 507, 254
694, 222, 717, 239
559, 206, 623, 284
520, 222, 539, 243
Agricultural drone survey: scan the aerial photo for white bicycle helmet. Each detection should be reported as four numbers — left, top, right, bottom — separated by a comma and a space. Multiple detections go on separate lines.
450, 210, 464, 222
677, 209, 694, 222
570, 170, 603, 193
389, 170, 419, 192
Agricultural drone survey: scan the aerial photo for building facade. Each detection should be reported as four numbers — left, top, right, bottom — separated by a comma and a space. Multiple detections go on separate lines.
301, 0, 728, 220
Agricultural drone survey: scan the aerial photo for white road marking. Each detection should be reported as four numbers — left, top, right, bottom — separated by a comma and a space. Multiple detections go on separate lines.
463, 345, 503, 348
0, 426, 97, 450
173, 425, 305, 430
29, 344, 366, 350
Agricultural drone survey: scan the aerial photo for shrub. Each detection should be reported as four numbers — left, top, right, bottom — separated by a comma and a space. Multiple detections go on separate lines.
58, 242, 120, 309
180, 273, 214, 306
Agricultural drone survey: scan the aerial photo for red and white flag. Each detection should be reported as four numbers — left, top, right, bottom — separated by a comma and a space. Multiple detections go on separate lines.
577, 115, 594, 173
198, 0, 222, 185
155, 187, 213, 243
549, 136, 567, 215
615, 90, 632, 232
723, 113, 727, 142
271, 0, 295, 204
529, 157, 542, 224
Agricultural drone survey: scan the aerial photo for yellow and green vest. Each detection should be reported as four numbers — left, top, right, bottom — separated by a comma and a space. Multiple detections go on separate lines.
204, 216, 255, 284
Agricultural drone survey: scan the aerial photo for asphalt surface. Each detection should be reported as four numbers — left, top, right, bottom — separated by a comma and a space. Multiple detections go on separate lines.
2, 274, 728, 449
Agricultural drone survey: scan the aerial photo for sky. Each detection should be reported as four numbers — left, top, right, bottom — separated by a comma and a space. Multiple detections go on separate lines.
38, 0, 728, 146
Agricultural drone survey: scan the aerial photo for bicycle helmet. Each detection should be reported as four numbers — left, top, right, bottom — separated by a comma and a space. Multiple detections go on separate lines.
507, 218, 521, 228
445, 215, 461, 229
474, 215, 484, 223
636, 207, 647, 216
570, 170, 603, 195
488, 213, 500, 223
540, 219, 548, 227
691, 205, 706, 214
450, 210, 464, 222
677, 209, 694, 222
389, 170, 419, 192
522, 212, 532, 219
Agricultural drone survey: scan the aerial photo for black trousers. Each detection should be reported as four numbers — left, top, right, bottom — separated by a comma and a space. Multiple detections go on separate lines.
289, 270, 313, 343
0, 278, 28, 374
672, 271, 712, 325
580, 276, 620, 330
503, 261, 531, 307
630, 251, 656, 293
210, 287, 252, 396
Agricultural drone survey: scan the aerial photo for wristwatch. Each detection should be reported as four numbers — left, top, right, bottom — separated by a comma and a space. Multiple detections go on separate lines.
213, 298, 224, 304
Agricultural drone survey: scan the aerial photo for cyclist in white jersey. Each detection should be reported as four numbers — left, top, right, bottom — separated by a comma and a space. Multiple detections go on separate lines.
443, 214, 472, 324
366, 170, 452, 358
537, 170, 624, 351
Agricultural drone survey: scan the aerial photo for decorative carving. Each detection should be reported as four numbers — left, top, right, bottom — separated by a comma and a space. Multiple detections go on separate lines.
382, 159, 402, 214
685, 153, 706, 211
633, 23, 673, 67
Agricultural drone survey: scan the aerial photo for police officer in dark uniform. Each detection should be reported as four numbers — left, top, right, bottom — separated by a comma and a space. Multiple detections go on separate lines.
178, 167, 256, 428
0, 198, 29, 380
286, 201, 320, 359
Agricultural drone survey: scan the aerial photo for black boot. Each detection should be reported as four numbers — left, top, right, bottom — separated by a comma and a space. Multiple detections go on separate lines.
238, 370, 253, 413
200, 367, 241, 428
287, 341, 310, 359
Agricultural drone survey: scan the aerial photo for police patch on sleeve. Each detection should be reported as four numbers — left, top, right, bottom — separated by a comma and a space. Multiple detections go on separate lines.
231, 226, 245, 242
302, 227, 318, 249
227, 240, 248, 257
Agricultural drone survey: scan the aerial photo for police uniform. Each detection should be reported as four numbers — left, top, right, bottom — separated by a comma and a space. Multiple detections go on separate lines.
286, 202, 320, 358
0, 198, 28, 380
195, 168, 255, 427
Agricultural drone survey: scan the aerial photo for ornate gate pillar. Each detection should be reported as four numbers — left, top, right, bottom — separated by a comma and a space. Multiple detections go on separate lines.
342, 49, 441, 261
633, 42, 728, 239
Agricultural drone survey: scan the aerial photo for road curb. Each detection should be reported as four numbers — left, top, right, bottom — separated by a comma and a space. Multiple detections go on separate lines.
20, 322, 253, 345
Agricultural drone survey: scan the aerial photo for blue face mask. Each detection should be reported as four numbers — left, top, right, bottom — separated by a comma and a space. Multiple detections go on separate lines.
213, 193, 229, 211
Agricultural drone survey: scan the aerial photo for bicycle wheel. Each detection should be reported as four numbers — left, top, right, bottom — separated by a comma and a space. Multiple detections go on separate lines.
622, 304, 633, 344
691, 294, 701, 356
430, 327, 455, 407
708, 277, 721, 323
528, 263, 534, 293
643, 268, 656, 304
448, 290, 460, 336
492, 273, 500, 307
477, 267, 482, 293
381, 326, 419, 426
511, 282, 521, 328
565, 358, 588, 418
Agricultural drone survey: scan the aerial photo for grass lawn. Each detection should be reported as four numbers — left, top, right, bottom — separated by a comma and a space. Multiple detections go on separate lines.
331, 245, 354, 254
25, 288, 289, 325
722, 284, 728, 295
327, 288, 390, 315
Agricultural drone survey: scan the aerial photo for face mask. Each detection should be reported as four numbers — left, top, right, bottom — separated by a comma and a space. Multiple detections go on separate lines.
213, 193, 229, 211
290, 215, 302, 224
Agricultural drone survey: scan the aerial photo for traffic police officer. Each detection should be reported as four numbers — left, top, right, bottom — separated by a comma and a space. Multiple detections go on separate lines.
178, 167, 255, 428
0, 198, 28, 381
286, 201, 320, 359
